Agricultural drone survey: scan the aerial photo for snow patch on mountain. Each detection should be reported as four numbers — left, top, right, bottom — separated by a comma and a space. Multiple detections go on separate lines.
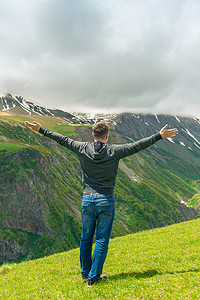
174, 115, 181, 123
2, 99, 9, 111
194, 142, 200, 149
167, 137, 175, 143
193, 117, 200, 125
185, 128, 200, 145
154, 114, 160, 123
13, 95, 32, 115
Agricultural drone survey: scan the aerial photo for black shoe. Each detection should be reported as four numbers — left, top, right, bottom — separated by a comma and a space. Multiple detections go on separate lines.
87, 276, 108, 287
82, 273, 89, 282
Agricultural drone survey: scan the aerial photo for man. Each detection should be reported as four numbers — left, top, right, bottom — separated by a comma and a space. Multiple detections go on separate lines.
25, 120, 178, 286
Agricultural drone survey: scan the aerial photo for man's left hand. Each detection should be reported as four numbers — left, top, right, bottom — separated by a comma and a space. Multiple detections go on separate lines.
160, 124, 178, 139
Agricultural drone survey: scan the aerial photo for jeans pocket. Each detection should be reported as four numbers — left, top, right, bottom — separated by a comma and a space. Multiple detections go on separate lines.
97, 203, 113, 219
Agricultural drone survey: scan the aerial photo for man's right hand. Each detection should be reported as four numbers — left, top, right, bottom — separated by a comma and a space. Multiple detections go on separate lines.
25, 121, 41, 132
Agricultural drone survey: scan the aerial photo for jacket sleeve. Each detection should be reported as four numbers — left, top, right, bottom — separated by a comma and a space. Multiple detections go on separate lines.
113, 132, 162, 159
39, 127, 85, 154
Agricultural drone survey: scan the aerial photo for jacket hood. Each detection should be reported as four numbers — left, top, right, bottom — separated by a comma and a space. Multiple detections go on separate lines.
85, 142, 108, 160
94, 141, 105, 153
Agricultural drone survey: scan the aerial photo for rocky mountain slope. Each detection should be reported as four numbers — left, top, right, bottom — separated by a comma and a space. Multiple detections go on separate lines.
0, 93, 199, 263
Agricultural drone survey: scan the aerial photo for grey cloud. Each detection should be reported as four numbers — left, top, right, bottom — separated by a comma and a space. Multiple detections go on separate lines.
0, 0, 200, 117
35, 0, 107, 55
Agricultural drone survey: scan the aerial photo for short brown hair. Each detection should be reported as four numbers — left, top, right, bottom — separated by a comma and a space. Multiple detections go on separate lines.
92, 121, 109, 139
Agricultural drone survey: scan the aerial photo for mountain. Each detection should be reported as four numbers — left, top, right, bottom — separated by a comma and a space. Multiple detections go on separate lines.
0, 93, 55, 117
0, 93, 94, 124
1, 219, 200, 299
0, 93, 199, 264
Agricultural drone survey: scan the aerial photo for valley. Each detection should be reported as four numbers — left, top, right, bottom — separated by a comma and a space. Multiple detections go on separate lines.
0, 93, 199, 264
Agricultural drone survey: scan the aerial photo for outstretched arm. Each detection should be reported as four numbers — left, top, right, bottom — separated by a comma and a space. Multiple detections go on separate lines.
24, 121, 85, 154
159, 124, 178, 138
114, 123, 178, 159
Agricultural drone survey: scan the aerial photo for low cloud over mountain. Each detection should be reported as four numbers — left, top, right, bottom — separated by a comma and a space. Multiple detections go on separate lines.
0, 0, 200, 116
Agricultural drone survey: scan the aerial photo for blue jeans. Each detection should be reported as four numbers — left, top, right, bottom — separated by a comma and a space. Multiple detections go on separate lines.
80, 193, 115, 281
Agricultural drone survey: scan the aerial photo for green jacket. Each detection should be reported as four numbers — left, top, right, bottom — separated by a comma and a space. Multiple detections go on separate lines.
39, 127, 162, 195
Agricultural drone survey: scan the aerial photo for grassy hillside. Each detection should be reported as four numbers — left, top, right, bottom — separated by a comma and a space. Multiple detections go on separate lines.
0, 219, 199, 300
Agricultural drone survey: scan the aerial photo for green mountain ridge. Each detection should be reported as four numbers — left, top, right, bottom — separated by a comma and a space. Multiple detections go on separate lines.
0, 219, 199, 299
0, 114, 199, 264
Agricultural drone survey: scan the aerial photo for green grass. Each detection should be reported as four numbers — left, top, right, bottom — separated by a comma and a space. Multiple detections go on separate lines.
0, 219, 199, 300
188, 193, 200, 208
0, 142, 25, 151
50, 124, 77, 136
0, 115, 89, 136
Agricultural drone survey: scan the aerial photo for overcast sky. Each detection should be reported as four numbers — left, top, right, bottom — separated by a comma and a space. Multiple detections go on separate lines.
0, 0, 200, 117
